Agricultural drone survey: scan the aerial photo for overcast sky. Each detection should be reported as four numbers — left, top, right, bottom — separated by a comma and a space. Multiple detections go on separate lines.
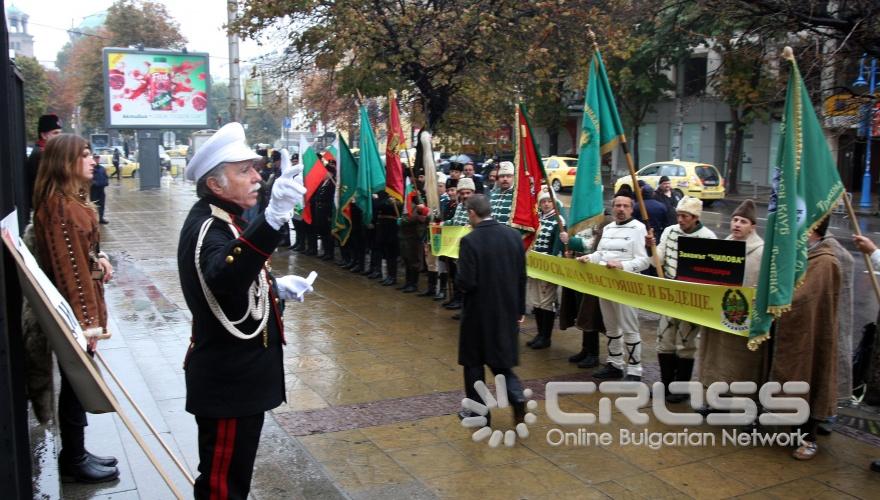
10, 0, 277, 81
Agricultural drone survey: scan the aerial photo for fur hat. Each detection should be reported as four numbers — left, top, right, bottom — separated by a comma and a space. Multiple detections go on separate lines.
497, 161, 514, 176
457, 177, 475, 192
732, 199, 757, 224
538, 190, 551, 203
38, 114, 62, 135
676, 196, 703, 217
449, 162, 464, 172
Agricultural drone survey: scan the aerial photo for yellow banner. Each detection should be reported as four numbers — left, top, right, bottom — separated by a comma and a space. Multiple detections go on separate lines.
430, 225, 470, 258
428, 226, 753, 336
526, 252, 753, 336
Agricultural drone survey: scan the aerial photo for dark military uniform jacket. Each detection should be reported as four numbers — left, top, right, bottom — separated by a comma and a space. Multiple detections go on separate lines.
178, 195, 286, 418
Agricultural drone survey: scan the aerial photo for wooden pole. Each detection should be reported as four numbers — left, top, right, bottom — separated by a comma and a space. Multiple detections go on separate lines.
843, 193, 880, 303
96, 352, 195, 486
619, 138, 665, 278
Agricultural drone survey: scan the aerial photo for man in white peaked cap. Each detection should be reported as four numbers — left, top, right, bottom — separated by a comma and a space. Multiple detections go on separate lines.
178, 123, 314, 499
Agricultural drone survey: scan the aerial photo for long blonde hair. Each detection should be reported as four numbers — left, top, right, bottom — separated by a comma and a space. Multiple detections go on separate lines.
32, 134, 92, 212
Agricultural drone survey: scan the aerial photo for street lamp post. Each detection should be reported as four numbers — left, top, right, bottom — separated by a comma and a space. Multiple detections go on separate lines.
855, 54, 877, 208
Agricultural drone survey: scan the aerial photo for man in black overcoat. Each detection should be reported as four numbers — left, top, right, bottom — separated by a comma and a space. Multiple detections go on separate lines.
456, 194, 527, 424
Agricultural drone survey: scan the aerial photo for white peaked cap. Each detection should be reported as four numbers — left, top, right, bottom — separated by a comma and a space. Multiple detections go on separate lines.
185, 122, 261, 182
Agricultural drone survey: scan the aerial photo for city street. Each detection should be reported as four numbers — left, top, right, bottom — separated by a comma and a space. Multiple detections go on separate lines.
46, 177, 880, 499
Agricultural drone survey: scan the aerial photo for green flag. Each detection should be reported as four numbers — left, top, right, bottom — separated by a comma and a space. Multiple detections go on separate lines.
569, 49, 625, 234
748, 50, 845, 349
332, 136, 359, 245
356, 105, 386, 223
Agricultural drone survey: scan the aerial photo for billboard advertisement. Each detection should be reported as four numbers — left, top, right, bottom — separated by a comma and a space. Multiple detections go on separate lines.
103, 48, 210, 129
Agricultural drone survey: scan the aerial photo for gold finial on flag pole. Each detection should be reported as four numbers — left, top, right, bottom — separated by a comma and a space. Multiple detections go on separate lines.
782, 46, 795, 61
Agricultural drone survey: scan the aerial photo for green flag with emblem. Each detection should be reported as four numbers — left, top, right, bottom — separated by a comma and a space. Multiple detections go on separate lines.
569, 48, 625, 235
748, 48, 845, 349
332, 136, 359, 245
356, 105, 386, 224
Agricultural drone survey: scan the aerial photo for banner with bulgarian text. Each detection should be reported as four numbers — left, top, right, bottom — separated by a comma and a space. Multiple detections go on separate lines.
430, 225, 471, 258
428, 226, 753, 336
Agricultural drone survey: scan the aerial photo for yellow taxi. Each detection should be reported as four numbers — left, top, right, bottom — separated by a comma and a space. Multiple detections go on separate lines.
543, 156, 578, 192
613, 160, 725, 204
168, 145, 189, 157
98, 154, 140, 178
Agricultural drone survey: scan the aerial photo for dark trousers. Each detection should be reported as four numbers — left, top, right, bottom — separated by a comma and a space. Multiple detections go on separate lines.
194, 413, 265, 500
292, 219, 306, 248
316, 224, 333, 256
58, 364, 87, 459
463, 365, 524, 405
90, 186, 106, 220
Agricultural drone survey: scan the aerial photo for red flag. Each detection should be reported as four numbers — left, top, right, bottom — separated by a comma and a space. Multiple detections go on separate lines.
385, 90, 406, 201
509, 104, 548, 248
300, 135, 328, 224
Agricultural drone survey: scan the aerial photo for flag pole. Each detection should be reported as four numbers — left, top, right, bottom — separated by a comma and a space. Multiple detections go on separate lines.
586, 27, 663, 277
391, 89, 420, 206
620, 138, 664, 278
843, 193, 880, 302
516, 102, 567, 247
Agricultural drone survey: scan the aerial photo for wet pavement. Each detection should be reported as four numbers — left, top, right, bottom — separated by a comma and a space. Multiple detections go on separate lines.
45, 177, 880, 499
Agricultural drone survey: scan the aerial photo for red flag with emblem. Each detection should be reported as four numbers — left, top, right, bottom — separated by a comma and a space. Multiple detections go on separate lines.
509, 103, 548, 248
385, 90, 406, 201
300, 135, 328, 224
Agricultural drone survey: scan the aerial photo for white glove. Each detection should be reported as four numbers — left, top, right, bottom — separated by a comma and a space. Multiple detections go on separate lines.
276, 271, 317, 302
265, 149, 306, 230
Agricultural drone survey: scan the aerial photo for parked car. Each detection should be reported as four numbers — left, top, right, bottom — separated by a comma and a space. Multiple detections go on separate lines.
613, 159, 725, 204
98, 154, 139, 177
543, 156, 579, 192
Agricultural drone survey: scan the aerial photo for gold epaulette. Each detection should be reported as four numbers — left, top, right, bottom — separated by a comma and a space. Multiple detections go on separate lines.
210, 204, 234, 224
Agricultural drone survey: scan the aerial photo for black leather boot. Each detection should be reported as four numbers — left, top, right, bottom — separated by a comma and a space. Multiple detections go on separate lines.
443, 288, 462, 309
668, 357, 695, 403
530, 309, 553, 349
86, 450, 118, 467
60, 453, 119, 484
526, 310, 542, 347
576, 330, 600, 368
658, 353, 684, 403
401, 270, 418, 293
418, 271, 437, 296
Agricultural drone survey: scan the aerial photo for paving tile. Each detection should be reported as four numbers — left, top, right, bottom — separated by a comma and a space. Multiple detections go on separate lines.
362, 421, 444, 451
542, 446, 644, 485
812, 464, 880, 498
652, 462, 752, 499
348, 480, 439, 500
275, 387, 329, 412
423, 468, 517, 499
321, 451, 414, 491
736, 477, 858, 500
298, 429, 383, 461
389, 442, 477, 479
594, 473, 685, 499
705, 444, 840, 489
